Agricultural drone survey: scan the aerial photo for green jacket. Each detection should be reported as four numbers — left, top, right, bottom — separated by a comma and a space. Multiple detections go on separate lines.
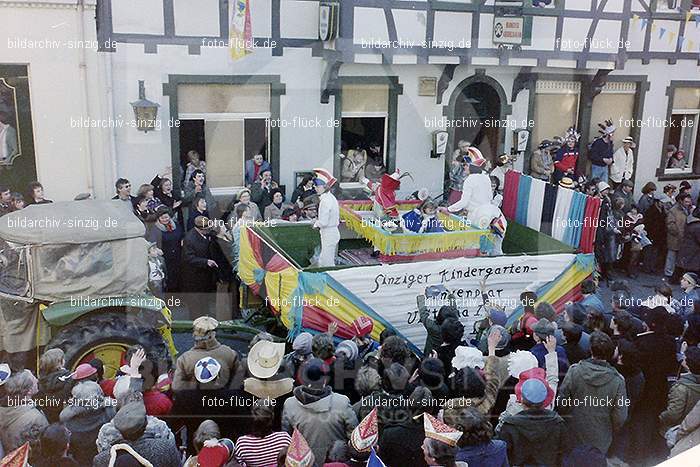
557, 358, 628, 453
660, 373, 700, 434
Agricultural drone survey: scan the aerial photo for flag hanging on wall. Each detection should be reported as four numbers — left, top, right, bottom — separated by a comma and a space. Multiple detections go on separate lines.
230, 0, 252, 60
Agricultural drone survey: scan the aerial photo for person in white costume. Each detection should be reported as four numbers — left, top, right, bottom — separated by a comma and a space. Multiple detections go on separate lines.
447, 147, 507, 255
448, 147, 494, 226
312, 168, 340, 267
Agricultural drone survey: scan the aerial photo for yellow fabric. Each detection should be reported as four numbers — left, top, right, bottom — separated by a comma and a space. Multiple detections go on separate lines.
340, 204, 489, 255
535, 257, 593, 306
239, 227, 387, 339
264, 269, 299, 328
304, 290, 386, 342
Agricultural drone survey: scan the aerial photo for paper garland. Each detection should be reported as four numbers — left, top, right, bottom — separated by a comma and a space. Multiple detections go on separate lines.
633, 11, 700, 52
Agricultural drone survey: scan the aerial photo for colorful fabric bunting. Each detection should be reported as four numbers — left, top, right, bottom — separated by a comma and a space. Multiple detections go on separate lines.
526, 178, 547, 231
502, 172, 598, 253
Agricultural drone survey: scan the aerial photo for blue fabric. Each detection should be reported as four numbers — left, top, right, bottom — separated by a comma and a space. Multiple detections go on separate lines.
253, 268, 266, 285
572, 192, 588, 248
515, 175, 532, 226
505, 254, 595, 328
591, 164, 609, 183
455, 441, 510, 467
541, 183, 558, 236
579, 294, 606, 314
530, 343, 570, 375
401, 209, 444, 233
367, 447, 387, 467
564, 191, 587, 247
286, 271, 328, 340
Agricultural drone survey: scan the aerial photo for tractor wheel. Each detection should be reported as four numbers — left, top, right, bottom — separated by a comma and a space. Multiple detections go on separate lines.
47, 310, 171, 379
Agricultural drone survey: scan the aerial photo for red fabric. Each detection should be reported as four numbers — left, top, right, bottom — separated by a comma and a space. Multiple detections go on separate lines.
197, 445, 229, 467
368, 175, 401, 217
301, 305, 355, 339
554, 150, 578, 174
253, 163, 261, 182
100, 379, 116, 398
247, 228, 265, 266
579, 196, 601, 253
143, 390, 173, 416
502, 171, 520, 219
352, 316, 374, 337
378, 248, 481, 263
514, 368, 555, 407
448, 189, 462, 205
265, 253, 291, 273
551, 282, 586, 313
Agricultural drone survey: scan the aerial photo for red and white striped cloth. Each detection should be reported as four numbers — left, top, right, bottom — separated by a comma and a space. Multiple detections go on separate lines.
234, 431, 292, 467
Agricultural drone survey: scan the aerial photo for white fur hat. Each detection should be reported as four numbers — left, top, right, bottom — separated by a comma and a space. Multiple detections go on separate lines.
451, 346, 485, 371
508, 351, 539, 379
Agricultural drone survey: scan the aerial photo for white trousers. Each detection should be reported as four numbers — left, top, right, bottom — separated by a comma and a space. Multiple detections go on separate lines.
319, 227, 340, 267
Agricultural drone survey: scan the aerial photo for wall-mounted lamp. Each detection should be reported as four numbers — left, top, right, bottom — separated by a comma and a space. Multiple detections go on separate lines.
130, 80, 159, 133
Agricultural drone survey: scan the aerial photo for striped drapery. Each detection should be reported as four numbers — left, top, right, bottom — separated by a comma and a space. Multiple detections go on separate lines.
501, 170, 599, 253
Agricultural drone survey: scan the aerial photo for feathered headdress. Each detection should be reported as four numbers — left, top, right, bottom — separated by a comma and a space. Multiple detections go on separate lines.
597, 119, 615, 137
564, 126, 580, 142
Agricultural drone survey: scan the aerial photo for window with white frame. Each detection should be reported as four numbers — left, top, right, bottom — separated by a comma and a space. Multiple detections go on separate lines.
177, 84, 270, 193
532, 80, 581, 150
339, 84, 389, 185
664, 87, 700, 175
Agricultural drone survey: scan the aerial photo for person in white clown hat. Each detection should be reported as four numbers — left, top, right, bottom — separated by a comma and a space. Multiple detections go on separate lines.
422, 412, 466, 467
447, 147, 496, 224
312, 168, 340, 268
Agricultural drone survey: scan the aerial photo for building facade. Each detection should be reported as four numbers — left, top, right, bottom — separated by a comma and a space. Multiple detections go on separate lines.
2, 0, 700, 201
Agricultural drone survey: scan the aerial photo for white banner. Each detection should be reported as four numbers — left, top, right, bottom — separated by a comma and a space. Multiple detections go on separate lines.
328, 254, 576, 352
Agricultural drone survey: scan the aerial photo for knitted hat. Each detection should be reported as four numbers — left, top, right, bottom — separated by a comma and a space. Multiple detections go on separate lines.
508, 351, 539, 379
559, 177, 575, 189
286, 429, 315, 467
0, 363, 10, 386
487, 307, 508, 326
423, 413, 463, 447
451, 346, 485, 371
292, 332, 313, 356
197, 438, 235, 467
194, 357, 221, 384
313, 168, 337, 189
350, 407, 379, 452
352, 316, 374, 337
514, 368, 554, 407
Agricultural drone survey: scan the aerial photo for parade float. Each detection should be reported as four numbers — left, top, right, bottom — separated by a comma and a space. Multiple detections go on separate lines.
239, 171, 603, 354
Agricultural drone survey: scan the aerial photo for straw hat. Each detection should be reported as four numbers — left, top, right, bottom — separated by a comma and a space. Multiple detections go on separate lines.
247, 340, 286, 379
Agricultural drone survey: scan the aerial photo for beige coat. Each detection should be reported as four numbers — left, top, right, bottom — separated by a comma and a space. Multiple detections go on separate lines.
667, 203, 689, 251
671, 399, 700, 456
172, 338, 240, 390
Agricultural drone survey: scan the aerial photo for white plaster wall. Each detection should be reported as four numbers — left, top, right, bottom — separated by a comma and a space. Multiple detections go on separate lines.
0, 0, 111, 200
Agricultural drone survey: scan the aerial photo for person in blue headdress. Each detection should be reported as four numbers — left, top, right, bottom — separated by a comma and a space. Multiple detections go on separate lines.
402, 198, 445, 233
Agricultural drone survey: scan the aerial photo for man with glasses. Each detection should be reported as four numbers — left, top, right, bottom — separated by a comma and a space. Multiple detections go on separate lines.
112, 178, 137, 207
